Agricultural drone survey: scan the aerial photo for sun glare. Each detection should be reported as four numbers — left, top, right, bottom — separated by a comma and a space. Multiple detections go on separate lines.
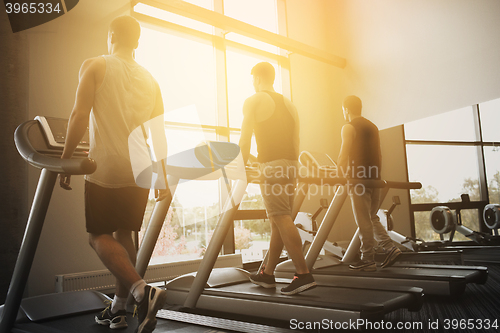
133, 0, 281, 263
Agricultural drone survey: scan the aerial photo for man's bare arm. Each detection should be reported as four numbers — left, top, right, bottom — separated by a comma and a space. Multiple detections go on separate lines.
289, 102, 300, 158
337, 124, 355, 178
60, 58, 103, 189
239, 97, 256, 165
150, 84, 170, 202
61, 58, 102, 159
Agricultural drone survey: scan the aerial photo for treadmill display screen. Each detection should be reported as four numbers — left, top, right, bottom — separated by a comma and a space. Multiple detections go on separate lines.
37, 116, 89, 149
47, 117, 89, 145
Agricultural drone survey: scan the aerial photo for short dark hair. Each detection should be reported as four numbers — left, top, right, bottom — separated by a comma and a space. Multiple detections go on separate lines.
251, 62, 275, 84
109, 15, 141, 49
343, 95, 362, 116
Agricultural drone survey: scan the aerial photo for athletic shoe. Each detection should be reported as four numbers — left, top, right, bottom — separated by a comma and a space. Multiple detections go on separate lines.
280, 273, 317, 295
349, 259, 377, 271
95, 303, 128, 329
249, 270, 276, 289
381, 246, 402, 268
134, 286, 167, 333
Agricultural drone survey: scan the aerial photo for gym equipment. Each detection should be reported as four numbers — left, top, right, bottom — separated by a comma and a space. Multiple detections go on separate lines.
379, 196, 418, 251
374, 196, 465, 264
409, 196, 500, 264
483, 204, 500, 234
2, 118, 238, 333
295, 199, 345, 258
3, 117, 422, 328
0, 117, 106, 333
136, 151, 424, 324
275, 152, 488, 296
429, 194, 500, 245
1, 118, 248, 333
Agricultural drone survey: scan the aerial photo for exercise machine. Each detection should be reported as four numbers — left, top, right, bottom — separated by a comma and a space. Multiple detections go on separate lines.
428, 194, 500, 246
378, 196, 418, 251
135, 150, 424, 324
483, 203, 500, 235
411, 195, 500, 263
275, 152, 488, 296
0, 117, 109, 333
295, 199, 345, 258
2, 116, 317, 333
373, 196, 466, 264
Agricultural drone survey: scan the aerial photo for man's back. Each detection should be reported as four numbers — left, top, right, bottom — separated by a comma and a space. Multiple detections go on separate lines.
86, 54, 159, 187
349, 116, 381, 179
252, 91, 298, 163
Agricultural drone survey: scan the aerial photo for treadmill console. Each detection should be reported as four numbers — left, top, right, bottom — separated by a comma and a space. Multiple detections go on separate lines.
299, 151, 337, 172
35, 116, 89, 151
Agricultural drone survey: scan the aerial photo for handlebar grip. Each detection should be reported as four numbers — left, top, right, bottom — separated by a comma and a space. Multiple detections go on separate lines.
14, 120, 97, 175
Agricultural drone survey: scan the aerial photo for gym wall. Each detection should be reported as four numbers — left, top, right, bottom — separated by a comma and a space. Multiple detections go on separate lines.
0, 11, 29, 305
325, 0, 500, 130
379, 126, 412, 237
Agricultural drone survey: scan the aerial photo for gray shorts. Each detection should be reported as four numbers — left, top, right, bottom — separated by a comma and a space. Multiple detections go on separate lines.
259, 159, 298, 217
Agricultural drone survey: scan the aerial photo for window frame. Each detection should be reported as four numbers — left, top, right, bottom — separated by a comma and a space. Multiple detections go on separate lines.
404, 104, 493, 238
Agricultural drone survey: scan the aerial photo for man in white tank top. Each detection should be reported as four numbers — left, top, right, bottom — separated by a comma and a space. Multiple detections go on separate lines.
60, 16, 167, 333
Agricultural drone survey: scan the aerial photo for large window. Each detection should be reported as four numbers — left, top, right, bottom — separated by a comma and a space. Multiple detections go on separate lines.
479, 98, 500, 142
226, 50, 282, 128
405, 99, 500, 241
137, 29, 217, 126
405, 144, 481, 203
404, 106, 477, 142
133, 0, 288, 263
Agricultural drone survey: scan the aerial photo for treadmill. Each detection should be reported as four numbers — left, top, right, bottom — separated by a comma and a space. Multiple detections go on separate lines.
0, 117, 109, 333
1, 117, 299, 333
275, 152, 488, 297
144, 150, 424, 324
298, 152, 465, 265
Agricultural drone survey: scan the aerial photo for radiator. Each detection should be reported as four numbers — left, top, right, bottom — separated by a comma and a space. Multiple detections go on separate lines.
55, 254, 242, 293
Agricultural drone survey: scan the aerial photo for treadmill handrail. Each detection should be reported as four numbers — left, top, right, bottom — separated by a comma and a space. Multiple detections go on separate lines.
165, 162, 422, 189
14, 120, 97, 175
384, 180, 422, 190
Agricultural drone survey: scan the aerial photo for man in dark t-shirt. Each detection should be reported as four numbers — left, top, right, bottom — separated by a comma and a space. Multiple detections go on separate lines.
239, 62, 315, 295
337, 95, 401, 271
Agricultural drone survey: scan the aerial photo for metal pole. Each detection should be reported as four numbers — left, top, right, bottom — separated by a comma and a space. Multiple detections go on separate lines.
183, 179, 247, 308
127, 175, 178, 305
304, 186, 348, 270
135, 197, 172, 277
0, 169, 57, 333
182, 208, 185, 237
204, 206, 208, 248
342, 229, 361, 263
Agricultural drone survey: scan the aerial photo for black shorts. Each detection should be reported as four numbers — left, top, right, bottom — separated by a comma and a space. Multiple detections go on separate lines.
85, 181, 150, 234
